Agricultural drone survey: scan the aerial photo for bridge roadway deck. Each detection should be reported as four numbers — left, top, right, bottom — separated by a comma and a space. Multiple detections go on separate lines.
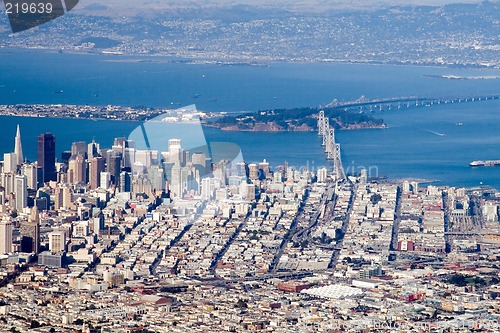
325, 94, 500, 110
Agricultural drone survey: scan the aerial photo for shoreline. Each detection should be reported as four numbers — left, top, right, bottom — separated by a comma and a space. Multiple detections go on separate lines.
0, 105, 386, 132
0, 113, 387, 132
0, 107, 498, 190
203, 123, 388, 132
2, 47, 500, 70
0, 112, 143, 123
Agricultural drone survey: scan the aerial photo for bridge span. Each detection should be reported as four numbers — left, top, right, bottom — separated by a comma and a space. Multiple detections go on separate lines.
323, 94, 500, 112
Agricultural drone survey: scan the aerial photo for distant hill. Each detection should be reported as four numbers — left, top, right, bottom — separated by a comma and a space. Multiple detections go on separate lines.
73, 0, 483, 18
3, 1, 498, 68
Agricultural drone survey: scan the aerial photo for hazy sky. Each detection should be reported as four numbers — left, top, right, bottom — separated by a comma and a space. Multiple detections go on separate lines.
74, 0, 485, 16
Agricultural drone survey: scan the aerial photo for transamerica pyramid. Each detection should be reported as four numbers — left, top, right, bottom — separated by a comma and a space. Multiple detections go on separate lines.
14, 124, 23, 167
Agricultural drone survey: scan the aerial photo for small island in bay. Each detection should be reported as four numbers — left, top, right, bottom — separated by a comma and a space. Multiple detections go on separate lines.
204, 107, 385, 132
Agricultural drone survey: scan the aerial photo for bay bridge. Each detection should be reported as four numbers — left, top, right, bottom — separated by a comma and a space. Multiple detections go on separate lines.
323, 94, 500, 112
316, 93, 500, 181
316, 95, 500, 253
317, 110, 346, 181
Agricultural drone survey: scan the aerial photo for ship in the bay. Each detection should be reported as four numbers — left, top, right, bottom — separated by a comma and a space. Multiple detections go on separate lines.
469, 160, 500, 167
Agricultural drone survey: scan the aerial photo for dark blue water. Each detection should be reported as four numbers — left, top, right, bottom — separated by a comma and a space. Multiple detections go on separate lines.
2, 49, 500, 111
1, 50, 500, 188
338, 100, 500, 187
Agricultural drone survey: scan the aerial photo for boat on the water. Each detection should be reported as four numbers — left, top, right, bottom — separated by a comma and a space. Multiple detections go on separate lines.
469, 160, 500, 167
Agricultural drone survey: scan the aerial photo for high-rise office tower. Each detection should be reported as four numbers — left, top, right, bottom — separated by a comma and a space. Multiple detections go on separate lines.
54, 184, 72, 210
148, 165, 165, 192
359, 168, 368, 184
0, 187, 5, 205
126, 140, 135, 149
201, 178, 213, 200
34, 196, 48, 211
248, 163, 259, 181
36, 166, 44, 189
151, 150, 159, 166
71, 141, 87, 158
193, 169, 201, 194
1, 172, 15, 195
259, 159, 270, 179
75, 153, 87, 184
49, 231, 66, 253
68, 153, 86, 184
99, 149, 110, 162
20, 230, 39, 254
132, 161, 146, 176
112, 137, 127, 168
131, 174, 150, 197
93, 213, 105, 233
135, 150, 152, 170
60, 151, 72, 164
235, 162, 248, 178
3, 153, 16, 174
14, 174, 27, 211
38, 133, 56, 183
114, 137, 127, 148
181, 166, 191, 194
14, 124, 23, 166
162, 162, 174, 183
62, 185, 72, 208
317, 168, 328, 183
124, 147, 136, 169
168, 139, 182, 164
73, 221, 89, 237
0, 219, 13, 254
100, 171, 111, 189
119, 171, 131, 192
244, 184, 256, 200
108, 151, 122, 187
170, 163, 182, 198
67, 157, 76, 184
213, 161, 228, 184
191, 152, 207, 166
20, 209, 40, 254
22, 163, 38, 190
192, 152, 211, 175
89, 156, 106, 189
53, 185, 64, 210
87, 140, 100, 159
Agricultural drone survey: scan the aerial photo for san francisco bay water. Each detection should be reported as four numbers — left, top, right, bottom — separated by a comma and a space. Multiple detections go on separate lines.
1, 50, 500, 188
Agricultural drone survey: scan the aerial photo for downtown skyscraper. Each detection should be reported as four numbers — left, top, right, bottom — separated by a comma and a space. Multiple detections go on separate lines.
14, 124, 23, 167
0, 219, 13, 254
14, 174, 27, 212
38, 133, 56, 183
